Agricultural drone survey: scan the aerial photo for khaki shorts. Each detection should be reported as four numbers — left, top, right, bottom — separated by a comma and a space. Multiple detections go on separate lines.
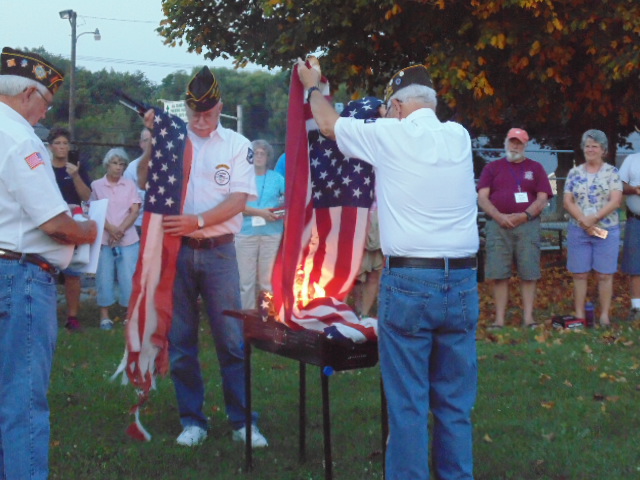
357, 248, 384, 283
484, 218, 541, 281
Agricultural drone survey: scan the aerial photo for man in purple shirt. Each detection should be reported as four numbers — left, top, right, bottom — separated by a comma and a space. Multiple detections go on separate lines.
478, 128, 553, 328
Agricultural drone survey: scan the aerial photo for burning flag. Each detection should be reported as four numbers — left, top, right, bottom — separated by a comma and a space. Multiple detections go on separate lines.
269, 63, 379, 343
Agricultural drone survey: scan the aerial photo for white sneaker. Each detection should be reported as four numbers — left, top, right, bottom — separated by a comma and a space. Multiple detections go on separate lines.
232, 425, 268, 448
176, 426, 208, 446
100, 318, 114, 330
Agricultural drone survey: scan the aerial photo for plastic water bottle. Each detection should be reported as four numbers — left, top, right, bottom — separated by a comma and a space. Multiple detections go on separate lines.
585, 302, 595, 328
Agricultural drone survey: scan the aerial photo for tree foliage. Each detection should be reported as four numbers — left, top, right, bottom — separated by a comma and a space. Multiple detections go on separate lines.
21, 48, 290, 176
158, 0, 640, 157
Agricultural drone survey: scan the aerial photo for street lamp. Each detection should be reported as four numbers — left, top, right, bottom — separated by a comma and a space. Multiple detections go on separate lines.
59, 9, 100, 142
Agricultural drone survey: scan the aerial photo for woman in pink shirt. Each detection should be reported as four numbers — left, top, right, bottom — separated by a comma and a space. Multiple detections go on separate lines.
90, 148, 141, 330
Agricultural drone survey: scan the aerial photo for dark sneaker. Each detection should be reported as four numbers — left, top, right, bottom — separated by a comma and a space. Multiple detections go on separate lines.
65, 316, 82, 332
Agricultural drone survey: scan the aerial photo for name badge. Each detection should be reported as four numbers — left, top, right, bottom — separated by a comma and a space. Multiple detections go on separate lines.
514, 192, 528, 203
251, 216, 267, 227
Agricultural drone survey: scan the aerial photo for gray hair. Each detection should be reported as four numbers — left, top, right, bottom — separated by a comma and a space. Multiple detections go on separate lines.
251, 139, 274, 165
102, 147, 129, 167
581, 129, 608, 154
0, 74, 49, 97
388, 84, 437, 109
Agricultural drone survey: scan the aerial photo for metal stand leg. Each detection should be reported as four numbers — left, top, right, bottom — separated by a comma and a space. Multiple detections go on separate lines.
380, 377, 388, 480
321, 369, 332, 480
244, 341, 252, 472
299, 362, 307, 463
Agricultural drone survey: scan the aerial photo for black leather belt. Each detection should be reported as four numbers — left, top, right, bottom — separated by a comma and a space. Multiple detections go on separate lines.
0, 248, 60, 276
388, 256, 477, 270
181, 233, 235, 250
627, 209, 640, 221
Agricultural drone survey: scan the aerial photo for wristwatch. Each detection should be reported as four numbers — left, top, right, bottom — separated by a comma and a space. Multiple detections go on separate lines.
197, 214, 205, 229
306, 86, 320, 103
524, 211, 533, 222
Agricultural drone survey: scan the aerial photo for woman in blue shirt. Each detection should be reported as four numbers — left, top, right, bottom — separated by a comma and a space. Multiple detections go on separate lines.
236, 139, 285, 309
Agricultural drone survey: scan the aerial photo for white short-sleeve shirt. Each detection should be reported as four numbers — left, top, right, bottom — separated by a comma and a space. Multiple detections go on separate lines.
0, 102, 73, 268
619, 153, 640, 214
334, 108, 479, 258
183, 124, 257, 238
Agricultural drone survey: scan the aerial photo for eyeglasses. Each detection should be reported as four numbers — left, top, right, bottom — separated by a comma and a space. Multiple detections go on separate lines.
34, 89, 53, 111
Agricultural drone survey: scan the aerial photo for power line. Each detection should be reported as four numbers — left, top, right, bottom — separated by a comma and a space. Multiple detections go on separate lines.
81, 15, 157, 24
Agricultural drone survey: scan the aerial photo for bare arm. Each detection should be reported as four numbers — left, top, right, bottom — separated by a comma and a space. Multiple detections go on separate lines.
163, 192, 249, 236
137, 109, 155, 189
244, 205, 279, 222
66, 162, 91, 202
622, 181, 640, 196
527, 192, 549, 217
39, 212, 97, 245
477, 187, 518, 228
296, 59, 340, 140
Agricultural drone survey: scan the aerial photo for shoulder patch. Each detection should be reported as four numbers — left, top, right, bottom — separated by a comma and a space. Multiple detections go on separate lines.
247, 147, 254, 165
25, 152, 44, 169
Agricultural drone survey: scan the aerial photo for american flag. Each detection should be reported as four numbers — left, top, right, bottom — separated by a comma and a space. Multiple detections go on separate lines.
112, 108, 191, 441
269, 66, 378, 343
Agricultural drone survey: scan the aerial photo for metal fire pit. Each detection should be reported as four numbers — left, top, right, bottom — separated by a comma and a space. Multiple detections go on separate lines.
224, 309, 384, 480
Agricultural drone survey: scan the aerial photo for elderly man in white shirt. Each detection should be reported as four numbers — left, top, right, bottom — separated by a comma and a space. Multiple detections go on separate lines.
299, 60, 479, 480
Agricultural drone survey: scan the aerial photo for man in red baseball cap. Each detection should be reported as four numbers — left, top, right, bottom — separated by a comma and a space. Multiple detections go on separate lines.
477, 127, 553, 329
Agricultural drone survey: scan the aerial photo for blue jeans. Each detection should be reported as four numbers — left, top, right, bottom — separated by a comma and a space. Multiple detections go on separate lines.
169, 242, 256, 430
379, 263, 478, 480
96, 243, 139, 307
0, 259, 58, 480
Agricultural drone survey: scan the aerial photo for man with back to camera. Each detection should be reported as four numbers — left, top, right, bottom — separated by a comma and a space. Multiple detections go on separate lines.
619, 150, 640, 321
298, 59, 479, 480
0, 46, 97, 480
477, 128, 553, 328
138, 67, 267, 448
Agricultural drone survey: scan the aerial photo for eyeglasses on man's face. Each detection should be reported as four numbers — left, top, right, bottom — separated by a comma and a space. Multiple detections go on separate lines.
34, 89, 53, 111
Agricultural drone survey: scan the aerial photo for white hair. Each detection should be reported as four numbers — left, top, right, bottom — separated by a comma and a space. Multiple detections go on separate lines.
0, 74, 49, 97
102, 147, 129, 167
389, 84, 437, 108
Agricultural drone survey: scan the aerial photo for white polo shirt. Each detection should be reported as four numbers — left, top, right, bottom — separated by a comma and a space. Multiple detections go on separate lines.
335, 108, 478, 258
183, 123, 257, 238
0, 102, 73, 268
619, 152, 640, 214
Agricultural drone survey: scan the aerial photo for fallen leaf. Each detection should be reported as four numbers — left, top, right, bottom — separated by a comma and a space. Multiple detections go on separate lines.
539, 373, 552, 383
541, 401, 555, 409
563, 380, 573, 387
542, 432, 555, 441
583, 345, 593, 354
483, 433, 493, 443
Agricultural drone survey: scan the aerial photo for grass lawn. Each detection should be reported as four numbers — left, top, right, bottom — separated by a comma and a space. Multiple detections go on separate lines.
49, 257, 640, 479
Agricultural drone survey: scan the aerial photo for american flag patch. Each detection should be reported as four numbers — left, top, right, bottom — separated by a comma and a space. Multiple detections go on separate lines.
25, 152, 44, 169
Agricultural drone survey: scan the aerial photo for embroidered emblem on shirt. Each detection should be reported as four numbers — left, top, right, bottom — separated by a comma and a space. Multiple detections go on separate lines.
215, 164, 230, 170
214, 169, 230, 185
6, 58, 16, 68
25, 152, 44, 169
365, 118, 378, 124
524, 171, 534, 181
247, 147, 254, 165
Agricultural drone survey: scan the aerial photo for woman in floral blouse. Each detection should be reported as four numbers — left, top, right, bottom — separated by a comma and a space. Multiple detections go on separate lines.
563, 129, 622, 326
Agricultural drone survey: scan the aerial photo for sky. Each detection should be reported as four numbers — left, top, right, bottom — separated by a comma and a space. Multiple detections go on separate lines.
1, 0, 265, 84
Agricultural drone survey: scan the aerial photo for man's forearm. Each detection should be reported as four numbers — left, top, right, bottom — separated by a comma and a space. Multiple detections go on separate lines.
40, 212, 97, 245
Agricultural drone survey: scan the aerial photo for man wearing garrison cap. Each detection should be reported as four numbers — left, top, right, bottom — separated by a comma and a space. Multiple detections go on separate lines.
138, 66, 267, 448
0, 47, 97, 479
298, 60, 479, 479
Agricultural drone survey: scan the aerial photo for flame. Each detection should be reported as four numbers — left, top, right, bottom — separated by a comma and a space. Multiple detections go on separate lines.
294, 266, 326, 308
